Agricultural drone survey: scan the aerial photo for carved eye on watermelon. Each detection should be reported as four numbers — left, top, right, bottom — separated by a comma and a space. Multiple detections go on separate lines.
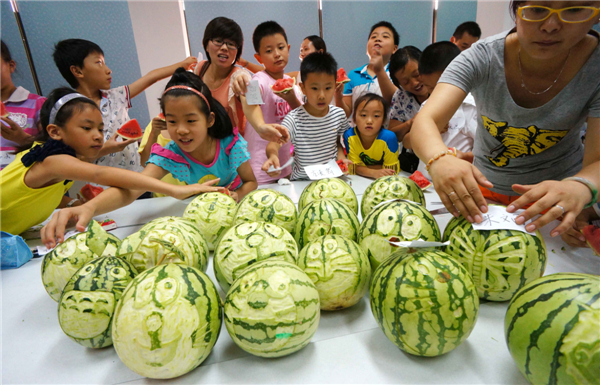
271, 78, 296, 94
117, 119, 143, 140
337, 68, 350, 85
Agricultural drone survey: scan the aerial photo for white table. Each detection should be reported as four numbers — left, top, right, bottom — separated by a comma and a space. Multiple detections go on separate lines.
3, 175, 598, 384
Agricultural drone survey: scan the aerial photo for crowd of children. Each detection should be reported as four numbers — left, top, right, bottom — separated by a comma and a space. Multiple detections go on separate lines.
1, 5, 599, 251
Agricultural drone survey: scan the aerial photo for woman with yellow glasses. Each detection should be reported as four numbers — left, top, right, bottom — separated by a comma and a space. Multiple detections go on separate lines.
411, 1, 600, 249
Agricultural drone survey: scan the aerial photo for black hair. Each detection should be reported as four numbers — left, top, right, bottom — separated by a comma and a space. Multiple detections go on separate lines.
53, 39, 104, 88
304, 35, 327, 53
388, 46, 422, 88
161, 68, 233, 140
300, 52, 337, 84
1, 40, 13, 63
510, 1, 526, 20
202, 17, 244, 65
16, 87, 99, 153
352, 93, 389, 126
418, 42, 461, 75
452, 21, 482, 39
369, 21, 400, 46
252, 21, 288, 53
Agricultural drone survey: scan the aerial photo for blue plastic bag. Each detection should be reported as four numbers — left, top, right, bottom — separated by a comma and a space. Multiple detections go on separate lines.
1, 232, 33, 269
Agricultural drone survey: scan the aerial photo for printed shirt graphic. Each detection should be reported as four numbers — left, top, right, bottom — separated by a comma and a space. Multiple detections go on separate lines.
439, 30, 600, 195
389, 87, 421, 123
343, 127, 399, 171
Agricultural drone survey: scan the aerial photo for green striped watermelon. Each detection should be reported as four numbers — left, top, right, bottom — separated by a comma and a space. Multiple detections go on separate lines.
294, 199, 360, 251
360, 175, 426, 218
233, 189, 297, 235
298, 178, 358, 215
58, 256, 138, 348
214, 221, 298, 293
183, 192, 237, 250
224, 260, 320, 357
42, 222, 121, 302
117, 216, 209, 273
358, 201, 441, 269
443, 214, 547, 302
370, 249, 479, 356
297, 235, 371, 310
505, 273, 600, 384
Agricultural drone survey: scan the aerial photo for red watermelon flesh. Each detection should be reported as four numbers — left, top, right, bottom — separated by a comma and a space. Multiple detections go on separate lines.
271, 78, 295, 93
409, 170, 433, 190
337, 159, 348, 173
80, 184, 104, 201
582, 225, 600, 257
1, 101, 9, 118
158, 113, 165, 120
117, 119, 143, 140
337, 68, 350, 84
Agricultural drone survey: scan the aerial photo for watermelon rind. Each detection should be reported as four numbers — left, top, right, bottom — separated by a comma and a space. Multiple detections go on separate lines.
224, 260, 320, 358
370, 249, 479, 356
116, 119, 143, 140
112, 264, 222, 379
297, 235, 371, 310
270, 77, 296, 93
214, 221, 298, 293
58, 256, 138, 348
505, 273, 600, 384
233, 189, 297, 235
443, 211, 547, 302
298, 178, 359, 215
294, 199, 360, 251
183, 192, 237, 251
358, 200, 441, 269
360, 175, 426, 218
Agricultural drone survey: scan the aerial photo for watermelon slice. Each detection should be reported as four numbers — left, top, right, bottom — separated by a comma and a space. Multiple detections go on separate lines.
80, 184, 104, 201
1, 101, 9, 118
271, 78, 295, 94
409, 170, 433, 190
582, 225, 600, 257
337, 68, 350, 85
117, 119, 143, 140
337, 159, 348, 173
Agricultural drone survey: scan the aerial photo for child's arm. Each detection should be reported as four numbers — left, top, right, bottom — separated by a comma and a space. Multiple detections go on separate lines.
277, 89, 301, 110
388, 118, 413, 142
338, 95, 353, 118
355, 165, 395, 179
128, 57, 197, 99
240, 95, 290, 143
230, 161, 258, 202
369, 50, 397, 104
336, 136, 353, 175
95, 133, 137, 159
139, 117, 166, 165
262, 142, 283, 177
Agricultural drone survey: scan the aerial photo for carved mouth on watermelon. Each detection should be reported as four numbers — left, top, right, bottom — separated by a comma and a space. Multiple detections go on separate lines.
117, 119, 143, 140
582, 225, 600, 257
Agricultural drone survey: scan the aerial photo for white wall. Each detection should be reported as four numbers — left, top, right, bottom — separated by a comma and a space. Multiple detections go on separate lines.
476, 0, 514, 38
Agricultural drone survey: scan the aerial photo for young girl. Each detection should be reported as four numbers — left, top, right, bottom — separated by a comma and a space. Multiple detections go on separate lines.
40, 69, 258, 248
1, 40, 46, 170
288, 35, 327, 82
0, 87, 219, 236
343, 93, 400, 179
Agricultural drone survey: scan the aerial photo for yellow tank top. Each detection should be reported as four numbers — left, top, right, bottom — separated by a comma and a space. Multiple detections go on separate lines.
0, 144, 74, 235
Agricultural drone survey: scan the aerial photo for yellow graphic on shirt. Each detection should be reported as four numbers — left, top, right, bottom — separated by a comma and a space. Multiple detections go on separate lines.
198, 175, 218, 184
482, 116, 568, 167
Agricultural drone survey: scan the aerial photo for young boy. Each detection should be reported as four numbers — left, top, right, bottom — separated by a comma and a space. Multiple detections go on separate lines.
450, 21, 481, 51
262, 52, 349, 180
241, 21, 302, 185
52, 39, 196, 172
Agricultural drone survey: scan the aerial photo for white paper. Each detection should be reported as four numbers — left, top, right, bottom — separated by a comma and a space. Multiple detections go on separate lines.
388, 240, 450, 248
373, 198, 423, 210
268, 157, 294, 173
36, 230, 81, 257
304, 160, 343, 180
197, 51, 203, 63
472, 205, 536, 236
245, 80, 264, 105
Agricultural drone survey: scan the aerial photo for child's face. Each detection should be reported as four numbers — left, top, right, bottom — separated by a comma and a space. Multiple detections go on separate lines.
367, 27, 397, 59
207, 37, 239, 68
79, 52, 112, 90
355, 100, 385, 138
255, 33, 290, 74
393, 59, 427, 97
1, 57, 16, 90
53, 104, 104, 159
419, 71, 443, 94
299, 39, 317, 61
164, 95, 215, 156
300, 72, 335, 115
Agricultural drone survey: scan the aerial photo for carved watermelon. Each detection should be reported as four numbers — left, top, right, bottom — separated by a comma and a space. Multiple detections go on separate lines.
117, 119, 143, 140
336, 68, 350, 84
360, 175, 426, 218
409, 170, 432, 190
271, 78, 295, 94
582, 224, 600, 257
80, 184, 104, 201
1, 101, 8, 118
298, 178, 359, 215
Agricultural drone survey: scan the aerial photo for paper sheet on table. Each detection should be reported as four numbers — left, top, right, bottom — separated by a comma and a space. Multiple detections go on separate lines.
472, 205, 536, 236
388, 240, 450, 248
36, 230, 81, 257
305, 159, 343, 180
268, 157, 294, 173
245, 80, 264, 105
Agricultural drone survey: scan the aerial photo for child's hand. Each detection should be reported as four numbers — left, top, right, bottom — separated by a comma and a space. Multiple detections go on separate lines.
335, 82, 345, 98
262, 156, 282, 177
257, 124, 290, 144
170, 178, 224, 200
369, 49, 385, 73
151, 117, 167, 136
276, 89, 298, 105
374, 168, 396, 178
232, 71, 252, 96
100, 133, 137, 156
182, 56, 198, 71
41, 205, 96, 249
1, 117, 31, 145
229, 190, 239, 202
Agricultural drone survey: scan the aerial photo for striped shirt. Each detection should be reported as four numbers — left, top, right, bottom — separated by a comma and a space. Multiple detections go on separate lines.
282, 106, 349, 180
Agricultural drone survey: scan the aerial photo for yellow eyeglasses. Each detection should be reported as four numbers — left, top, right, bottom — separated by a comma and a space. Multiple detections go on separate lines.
518, 5, 600, 23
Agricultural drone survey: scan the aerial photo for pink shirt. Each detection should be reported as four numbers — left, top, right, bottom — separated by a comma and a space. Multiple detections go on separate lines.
244, 71, 301, 185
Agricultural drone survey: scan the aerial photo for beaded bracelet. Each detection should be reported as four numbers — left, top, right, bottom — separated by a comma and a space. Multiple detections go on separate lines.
562, 177, 599, 209
426, 147, 457, 171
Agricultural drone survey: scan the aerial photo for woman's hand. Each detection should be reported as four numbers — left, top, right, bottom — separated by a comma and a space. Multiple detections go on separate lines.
429, 155, 492, 222
231, 71, 252, 96
41, 205, 96, 248
507, 180, 593, 237
170, 179, 224, 200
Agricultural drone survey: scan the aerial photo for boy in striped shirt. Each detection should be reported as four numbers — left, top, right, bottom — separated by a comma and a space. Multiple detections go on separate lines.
262, 52, 350, 180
